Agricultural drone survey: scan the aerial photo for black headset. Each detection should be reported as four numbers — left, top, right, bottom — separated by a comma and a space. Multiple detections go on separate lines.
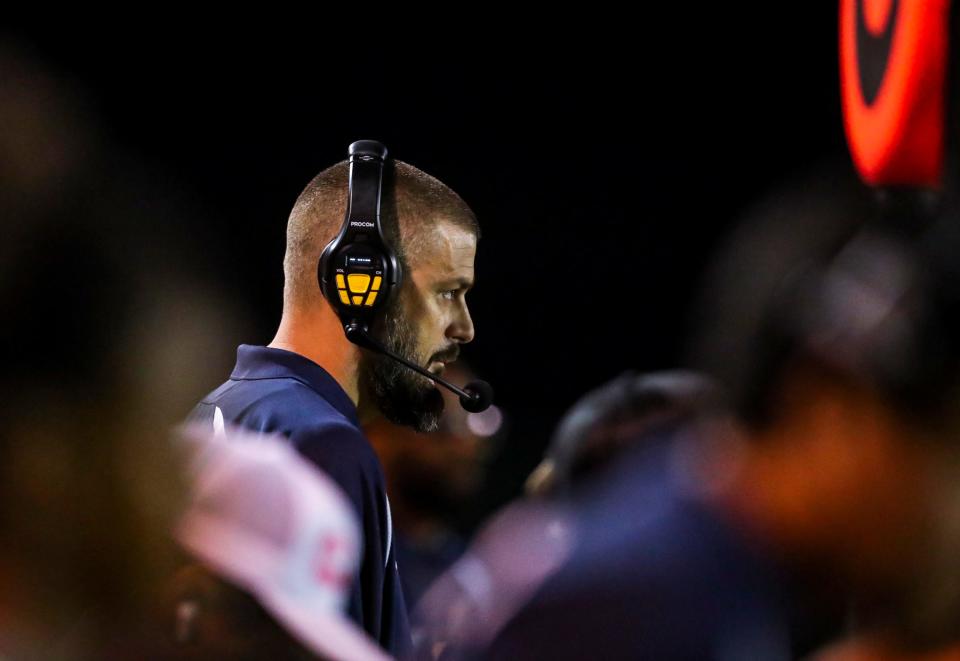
317, 140, 493, 413
318, 140, 401, 339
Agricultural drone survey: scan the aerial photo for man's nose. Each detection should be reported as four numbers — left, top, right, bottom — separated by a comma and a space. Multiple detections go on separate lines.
448, 301, 475, 344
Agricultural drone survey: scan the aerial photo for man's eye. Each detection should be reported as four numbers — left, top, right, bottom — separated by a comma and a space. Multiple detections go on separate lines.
440, 289, 457, 300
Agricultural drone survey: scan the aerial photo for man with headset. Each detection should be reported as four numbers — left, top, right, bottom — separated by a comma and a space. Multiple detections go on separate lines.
188, 141, 481, 657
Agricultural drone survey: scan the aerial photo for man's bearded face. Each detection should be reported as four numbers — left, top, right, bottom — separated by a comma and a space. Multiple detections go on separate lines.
359, 293, 453, 433
359, 219, 476, 433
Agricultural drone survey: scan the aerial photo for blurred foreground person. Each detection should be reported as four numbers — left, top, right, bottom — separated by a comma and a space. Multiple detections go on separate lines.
170, 428, 389, 661
485, 176, 960, 659
525, 370, 719, 498
413, 370, 721, 659
0, 44, 232, 659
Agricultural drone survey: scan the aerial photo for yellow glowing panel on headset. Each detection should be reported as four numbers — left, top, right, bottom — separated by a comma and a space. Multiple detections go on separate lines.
365, 291, 379, 306
335, 274, 346, 290
347, 274, 371, 294
338, 290, 351, 305
352, 295, 363, 305
371, 276, 382, 291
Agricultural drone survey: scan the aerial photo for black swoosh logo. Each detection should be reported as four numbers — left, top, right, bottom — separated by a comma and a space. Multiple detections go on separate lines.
856, 0, 900, 106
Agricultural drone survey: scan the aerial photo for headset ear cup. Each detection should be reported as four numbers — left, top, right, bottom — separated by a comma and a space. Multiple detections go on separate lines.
313, 141, 397, 327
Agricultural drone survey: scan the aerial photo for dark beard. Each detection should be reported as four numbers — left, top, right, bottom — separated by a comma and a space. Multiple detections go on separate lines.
358, 299, 445, 433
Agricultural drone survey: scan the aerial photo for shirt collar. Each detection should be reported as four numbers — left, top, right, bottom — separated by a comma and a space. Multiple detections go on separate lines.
230, 344, 359, 424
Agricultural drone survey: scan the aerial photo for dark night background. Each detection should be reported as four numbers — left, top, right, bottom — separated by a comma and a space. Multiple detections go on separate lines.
8, 9, 849, 517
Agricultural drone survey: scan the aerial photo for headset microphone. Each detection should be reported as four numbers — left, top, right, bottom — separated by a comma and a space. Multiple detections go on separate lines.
318, 140, 494, 413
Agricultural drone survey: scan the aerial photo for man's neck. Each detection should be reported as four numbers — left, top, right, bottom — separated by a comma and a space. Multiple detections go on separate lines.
269, 309, 362, 407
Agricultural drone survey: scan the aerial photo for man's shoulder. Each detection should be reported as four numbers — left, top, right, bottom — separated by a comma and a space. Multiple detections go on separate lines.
288, 414, 381, 471
195, 375, 349, 431
194, 375, 381, 478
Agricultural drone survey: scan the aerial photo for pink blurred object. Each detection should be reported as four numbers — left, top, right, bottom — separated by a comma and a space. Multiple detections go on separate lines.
176, 425, 390, 661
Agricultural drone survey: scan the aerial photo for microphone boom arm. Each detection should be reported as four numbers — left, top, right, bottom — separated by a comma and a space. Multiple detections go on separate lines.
344, 322, 493, 412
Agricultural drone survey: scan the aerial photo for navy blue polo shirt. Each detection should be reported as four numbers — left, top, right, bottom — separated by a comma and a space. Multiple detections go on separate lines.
188, 344, 411, 657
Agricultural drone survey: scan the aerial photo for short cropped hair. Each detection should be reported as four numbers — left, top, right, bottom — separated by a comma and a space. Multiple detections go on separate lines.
282, 159, 479, 311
